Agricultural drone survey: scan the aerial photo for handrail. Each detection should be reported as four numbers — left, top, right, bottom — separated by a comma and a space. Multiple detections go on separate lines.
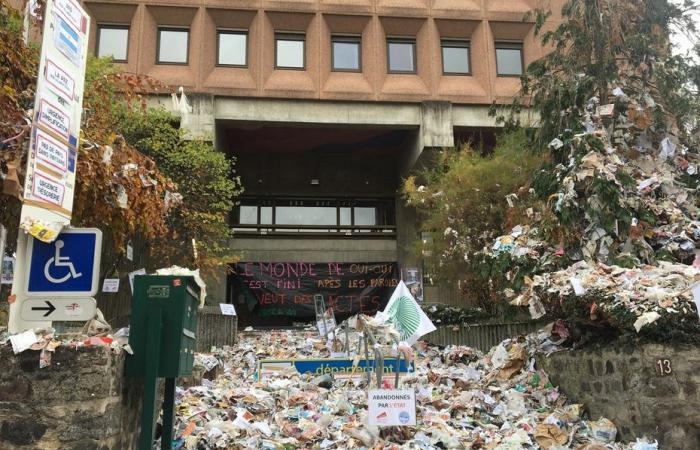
232, 224, 397, 237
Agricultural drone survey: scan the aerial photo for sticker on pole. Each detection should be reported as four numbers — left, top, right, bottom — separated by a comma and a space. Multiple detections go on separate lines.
368, 389, 416, 426
25, 228, 102, 297
20, 298, 96, 321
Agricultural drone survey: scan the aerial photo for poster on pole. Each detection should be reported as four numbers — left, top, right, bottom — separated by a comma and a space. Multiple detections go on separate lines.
401, 267, 424, 302
20, 0, 89, 230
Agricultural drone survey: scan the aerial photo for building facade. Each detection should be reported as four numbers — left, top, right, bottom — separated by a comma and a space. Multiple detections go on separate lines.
82, 0, 564, 325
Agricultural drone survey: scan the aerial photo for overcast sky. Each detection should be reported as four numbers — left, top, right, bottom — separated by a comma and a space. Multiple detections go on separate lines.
671, 1, 699, 58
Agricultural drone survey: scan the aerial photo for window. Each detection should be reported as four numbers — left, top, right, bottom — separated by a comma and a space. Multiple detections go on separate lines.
495, 42, 523, 76
217, 30, 247, 66
97, 25, 129, 62
157, 27, 189, 64
441, 40, 470, 75
387, 38, 416, 73
332, 36, 361, 71
232, 197, 395, 235
275, 33, 305, 69
239, 206, 258, 225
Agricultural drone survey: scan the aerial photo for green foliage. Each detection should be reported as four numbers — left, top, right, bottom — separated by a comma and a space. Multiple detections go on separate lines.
116, 107, 243, 270
402, 130, 542, 308
500, 1, 700, 150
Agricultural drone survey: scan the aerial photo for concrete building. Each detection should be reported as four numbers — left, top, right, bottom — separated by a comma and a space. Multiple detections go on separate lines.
82, 0, 564, 326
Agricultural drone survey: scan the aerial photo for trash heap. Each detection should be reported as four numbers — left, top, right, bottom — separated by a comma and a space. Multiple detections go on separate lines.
170, 328, 657, 449
486, 85, 700, 337
0, 309, 131, 368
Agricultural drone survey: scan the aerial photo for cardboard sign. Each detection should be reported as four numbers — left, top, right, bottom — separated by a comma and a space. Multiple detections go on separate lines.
219, 303, 237, 316
102, 278, 119, 293
368, 389, 416, 426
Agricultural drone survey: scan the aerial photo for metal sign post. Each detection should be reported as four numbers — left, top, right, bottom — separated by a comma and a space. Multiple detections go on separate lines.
9, 228, 101, 331
8, 0, 91, 333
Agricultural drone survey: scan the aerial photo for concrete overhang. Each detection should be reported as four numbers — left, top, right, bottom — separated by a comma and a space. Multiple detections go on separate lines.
213, 98, 422, 127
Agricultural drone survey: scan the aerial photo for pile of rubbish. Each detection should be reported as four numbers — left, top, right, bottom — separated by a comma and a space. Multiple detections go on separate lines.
170, 328, 657, 449
485, 85, 700, 334
0, 309, 132, 368
511, 261, 700, 335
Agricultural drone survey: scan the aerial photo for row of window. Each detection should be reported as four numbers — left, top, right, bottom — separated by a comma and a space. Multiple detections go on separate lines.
233, 198, 395, 228
97, 25, 525, 76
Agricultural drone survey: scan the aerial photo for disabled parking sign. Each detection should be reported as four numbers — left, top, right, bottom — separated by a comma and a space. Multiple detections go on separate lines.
25, 228, 102, 297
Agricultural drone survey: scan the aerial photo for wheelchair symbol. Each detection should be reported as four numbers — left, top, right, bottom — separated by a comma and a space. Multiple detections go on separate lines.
44, 240, 82, 283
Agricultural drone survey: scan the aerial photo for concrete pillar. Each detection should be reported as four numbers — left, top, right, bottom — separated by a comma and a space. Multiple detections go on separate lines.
401, 101, 455, 176
420, 101, 454, 148
180, 93, 216, 142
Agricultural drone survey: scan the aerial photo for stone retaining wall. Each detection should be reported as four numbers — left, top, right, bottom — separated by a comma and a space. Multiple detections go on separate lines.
536, 343, 699, 449
0, 345, 142, 450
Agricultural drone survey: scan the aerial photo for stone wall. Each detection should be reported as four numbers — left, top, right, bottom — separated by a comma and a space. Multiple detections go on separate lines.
536, 343, 699, 449
0, 345, 142, 450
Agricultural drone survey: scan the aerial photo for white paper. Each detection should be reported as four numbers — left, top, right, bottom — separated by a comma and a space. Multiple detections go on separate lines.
102, 278, 120, 293
219, 303, 237, 316
368, 389, 416, 426
569, 277, 587, 296
597, 104, 615, 116
633, 311, 661, 333
659, 137, 676, 160
637, 177, 658, 191
692, 282, 700, 319
549, 138, 564, 150
10, 330, 39, 354
129, 268, 146, 293
126, 242, 133, 261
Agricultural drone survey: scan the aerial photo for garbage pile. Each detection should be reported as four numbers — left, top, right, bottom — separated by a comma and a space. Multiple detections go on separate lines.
485, 85, 700, 335
511, 261, 700, 334
0, 309, 132, 368
170, 328, 657, 449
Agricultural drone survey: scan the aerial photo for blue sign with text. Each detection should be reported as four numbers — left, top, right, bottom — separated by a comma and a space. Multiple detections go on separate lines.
258, 358, 413, 379
26, 229, 102, 296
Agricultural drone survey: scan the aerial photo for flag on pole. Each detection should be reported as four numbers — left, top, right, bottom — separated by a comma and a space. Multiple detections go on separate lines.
382, 280, 436, 345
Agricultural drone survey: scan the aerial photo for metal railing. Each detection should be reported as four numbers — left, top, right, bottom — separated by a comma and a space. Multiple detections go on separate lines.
336, 316, 404, 389
232, 224, 397, 237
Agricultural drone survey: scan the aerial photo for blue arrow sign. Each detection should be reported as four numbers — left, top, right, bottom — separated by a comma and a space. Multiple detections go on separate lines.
25, 228, 102, 297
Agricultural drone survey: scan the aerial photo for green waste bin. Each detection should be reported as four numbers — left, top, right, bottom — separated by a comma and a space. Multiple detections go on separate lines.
126, 275, 200, 450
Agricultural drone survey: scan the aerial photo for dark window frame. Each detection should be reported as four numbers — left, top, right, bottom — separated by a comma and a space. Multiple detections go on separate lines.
441, 39, 471, 76
96, 23, 130, 63
331, 35, 362, 72
156, 26, 190, 65
386, 37, 417, 74
495, 41, 524, 77
274, 32, 306, 70
232, 197, 395, 228
216, 29, 248, 68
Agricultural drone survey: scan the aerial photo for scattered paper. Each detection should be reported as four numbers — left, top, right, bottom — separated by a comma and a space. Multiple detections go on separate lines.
633, 311, 661, 333
569, 277, 587, 296
10, 330, 39, 354
691, 282, 700, 319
